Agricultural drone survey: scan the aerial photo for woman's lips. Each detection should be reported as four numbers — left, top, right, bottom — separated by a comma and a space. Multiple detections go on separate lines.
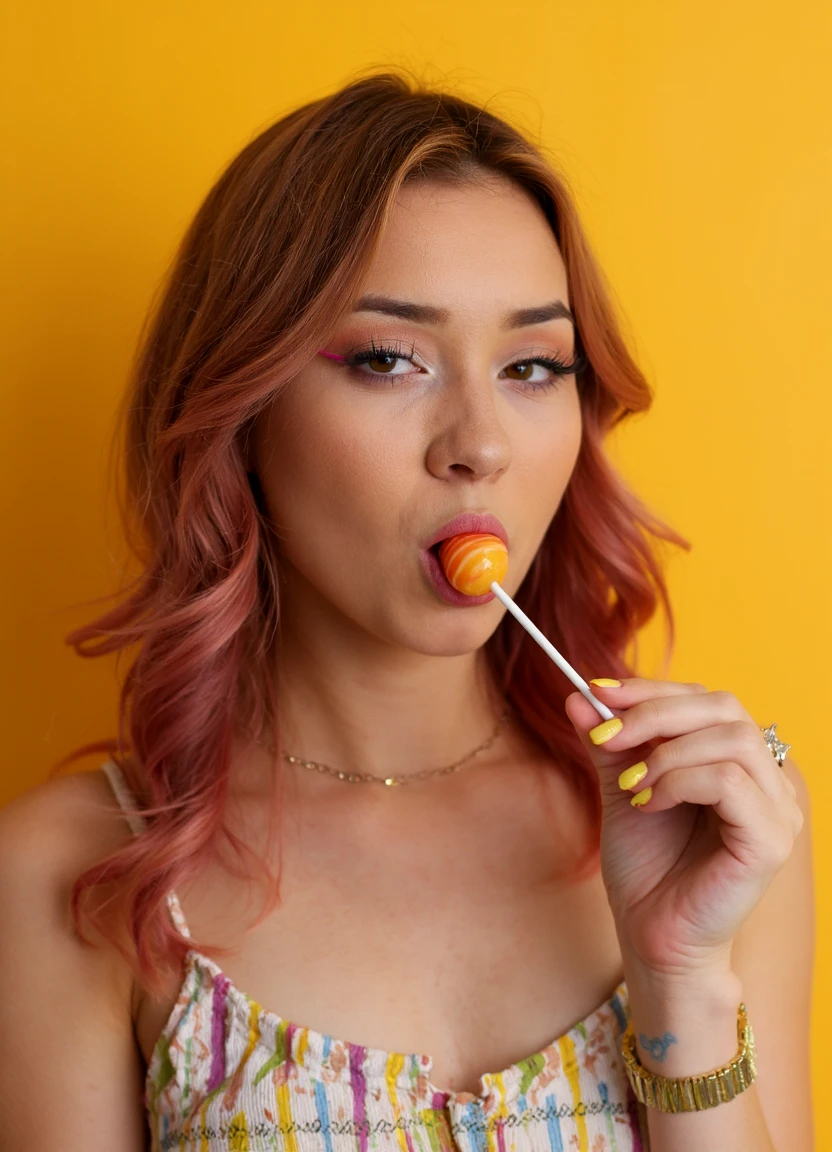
419, 544, 496, 606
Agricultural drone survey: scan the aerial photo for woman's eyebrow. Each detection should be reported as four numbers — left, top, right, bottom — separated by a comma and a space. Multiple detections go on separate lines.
352, 294, 574, 329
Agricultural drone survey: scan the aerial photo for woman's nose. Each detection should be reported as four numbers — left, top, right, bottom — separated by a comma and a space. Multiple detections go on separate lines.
424, 375, 512, 481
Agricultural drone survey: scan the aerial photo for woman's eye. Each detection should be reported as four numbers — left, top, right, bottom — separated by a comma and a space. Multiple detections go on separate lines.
504, 361, 550, 383
346, 348, 416, 377
361, 353, 410, 375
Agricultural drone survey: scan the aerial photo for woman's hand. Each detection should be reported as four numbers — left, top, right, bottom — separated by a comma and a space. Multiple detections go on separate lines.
564, 677, 803, 984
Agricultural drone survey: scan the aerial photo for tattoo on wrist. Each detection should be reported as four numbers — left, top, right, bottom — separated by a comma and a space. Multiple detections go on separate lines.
638, 1031, 678, 1062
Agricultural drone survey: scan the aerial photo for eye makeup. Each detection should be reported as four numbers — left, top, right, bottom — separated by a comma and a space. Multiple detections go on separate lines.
317, 339, 586, 392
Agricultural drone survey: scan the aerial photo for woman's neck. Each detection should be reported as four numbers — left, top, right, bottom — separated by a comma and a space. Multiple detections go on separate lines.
272, 652, 506, 783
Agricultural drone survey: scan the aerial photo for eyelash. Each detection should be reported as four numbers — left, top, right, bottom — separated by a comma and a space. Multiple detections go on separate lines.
342, 340, 587, 391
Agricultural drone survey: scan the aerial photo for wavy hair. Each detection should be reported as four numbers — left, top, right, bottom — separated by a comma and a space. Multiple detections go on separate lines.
53, 68, 690, 994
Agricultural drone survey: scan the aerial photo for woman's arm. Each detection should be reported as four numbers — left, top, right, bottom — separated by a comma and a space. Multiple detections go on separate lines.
0, 772, 149, 1151
730, 755, 815, 1151
565, 679, 816, 1152
622, 754, 814, 1151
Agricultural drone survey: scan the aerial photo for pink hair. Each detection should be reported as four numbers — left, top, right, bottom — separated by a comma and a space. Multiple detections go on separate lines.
52, 69, 690, 994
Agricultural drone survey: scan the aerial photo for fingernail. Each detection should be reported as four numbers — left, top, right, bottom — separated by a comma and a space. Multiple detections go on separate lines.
618, 761, 648, 790
589, 717, 623, 745
590, 678, 622, 687
630, 786, 653, 808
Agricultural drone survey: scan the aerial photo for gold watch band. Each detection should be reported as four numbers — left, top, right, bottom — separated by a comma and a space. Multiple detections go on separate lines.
621, 1001, 757, 1112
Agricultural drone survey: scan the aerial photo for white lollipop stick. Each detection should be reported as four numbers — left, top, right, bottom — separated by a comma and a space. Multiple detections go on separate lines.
489, 581, 615, 721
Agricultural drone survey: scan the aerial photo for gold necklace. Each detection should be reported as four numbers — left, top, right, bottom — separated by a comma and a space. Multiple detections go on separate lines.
282, 707, 512, 787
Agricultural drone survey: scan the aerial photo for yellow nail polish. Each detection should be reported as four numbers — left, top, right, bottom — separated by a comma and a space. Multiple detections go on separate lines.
590, 678, 622, 687
631, 786, 652, 808
618, 761, 648, 790
589, 717, 623, 745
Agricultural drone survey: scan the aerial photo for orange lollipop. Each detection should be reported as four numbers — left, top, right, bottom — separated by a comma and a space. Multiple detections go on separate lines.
438, 533, 509, 596
436, 533, 617, 726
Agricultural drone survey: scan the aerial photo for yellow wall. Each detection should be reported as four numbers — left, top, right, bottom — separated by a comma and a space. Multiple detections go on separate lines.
3, 0, 828, 1114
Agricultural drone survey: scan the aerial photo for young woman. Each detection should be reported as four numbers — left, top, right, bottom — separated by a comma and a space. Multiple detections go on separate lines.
0, 71, 814, 1152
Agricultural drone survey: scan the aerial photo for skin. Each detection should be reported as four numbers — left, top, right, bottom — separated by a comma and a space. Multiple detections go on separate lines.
248, 172, 583, 784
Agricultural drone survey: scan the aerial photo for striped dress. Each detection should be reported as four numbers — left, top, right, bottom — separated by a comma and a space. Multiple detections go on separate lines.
101, 759, 652, 1152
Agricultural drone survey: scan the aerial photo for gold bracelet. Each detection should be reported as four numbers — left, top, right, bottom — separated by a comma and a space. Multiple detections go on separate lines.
621, 1002, 757, 1112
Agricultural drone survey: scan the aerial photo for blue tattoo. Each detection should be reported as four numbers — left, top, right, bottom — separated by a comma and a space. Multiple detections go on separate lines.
638, 1031, 678, 1062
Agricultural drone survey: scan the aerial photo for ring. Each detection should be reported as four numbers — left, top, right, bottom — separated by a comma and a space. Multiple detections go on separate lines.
760, 723, 791, 767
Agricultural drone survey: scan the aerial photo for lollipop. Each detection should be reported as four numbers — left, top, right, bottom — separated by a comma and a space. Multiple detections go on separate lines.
438, 533, 508, 597
437, 531, 615, 722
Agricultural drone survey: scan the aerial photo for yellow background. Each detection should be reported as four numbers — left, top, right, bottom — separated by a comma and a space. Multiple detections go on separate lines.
2, 0, 829, 1113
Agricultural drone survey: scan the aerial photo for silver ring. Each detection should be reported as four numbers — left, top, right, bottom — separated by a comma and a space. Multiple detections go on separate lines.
760, 723, 791, 767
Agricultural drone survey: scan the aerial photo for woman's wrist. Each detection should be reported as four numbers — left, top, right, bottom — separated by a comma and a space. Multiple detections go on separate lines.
622, 955, 745, 1079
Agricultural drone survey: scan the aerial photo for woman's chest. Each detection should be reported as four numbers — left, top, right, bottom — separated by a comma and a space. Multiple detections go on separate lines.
135, 769, 624, 1097
138, 879, 624, 1097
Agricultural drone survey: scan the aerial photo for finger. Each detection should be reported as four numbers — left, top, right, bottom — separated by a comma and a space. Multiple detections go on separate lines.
616, 721, 789, 805
587, 676, 709, 705
633, 760, 800, 867
564, 689, 662, 777
580, 690, 755, 754
581, 676, 707, 743
564, 680, 710, 751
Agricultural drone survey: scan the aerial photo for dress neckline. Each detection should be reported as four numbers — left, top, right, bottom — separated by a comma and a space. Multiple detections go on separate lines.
97, 760, 633, 1112
147, 945, 631, 1111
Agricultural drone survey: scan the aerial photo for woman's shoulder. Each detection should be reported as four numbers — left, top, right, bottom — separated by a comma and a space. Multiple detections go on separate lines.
0, 768, 149, 1146
0, 766, 139, 992
0, 765, 137, 890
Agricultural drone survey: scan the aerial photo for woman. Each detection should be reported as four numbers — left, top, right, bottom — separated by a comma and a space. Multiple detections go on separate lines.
0, 71, 813, 1151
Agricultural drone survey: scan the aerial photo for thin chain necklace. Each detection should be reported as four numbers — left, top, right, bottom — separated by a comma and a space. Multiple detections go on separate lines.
281, 707, 512, 787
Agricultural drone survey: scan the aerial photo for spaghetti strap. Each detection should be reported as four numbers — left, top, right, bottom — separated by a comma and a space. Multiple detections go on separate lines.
100, 758, 147, 836
99, 758, 192, 941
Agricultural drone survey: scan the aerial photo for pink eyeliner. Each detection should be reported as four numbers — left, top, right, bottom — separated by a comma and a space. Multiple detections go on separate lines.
318, 350, 345, 361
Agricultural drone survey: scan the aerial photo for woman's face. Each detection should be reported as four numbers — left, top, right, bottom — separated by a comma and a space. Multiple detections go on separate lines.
252, 174, 583, 657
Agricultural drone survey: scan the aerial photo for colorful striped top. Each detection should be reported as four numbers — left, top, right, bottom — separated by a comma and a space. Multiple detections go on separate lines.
100, 758, 652, 1152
